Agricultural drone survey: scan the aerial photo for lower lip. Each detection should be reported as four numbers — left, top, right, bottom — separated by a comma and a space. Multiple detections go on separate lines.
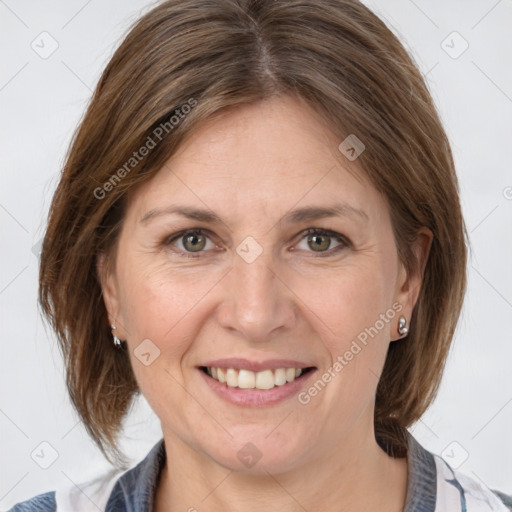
198, 368, 317, 407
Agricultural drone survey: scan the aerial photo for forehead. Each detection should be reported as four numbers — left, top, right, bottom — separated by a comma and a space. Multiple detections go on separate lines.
126, 95, 387, 226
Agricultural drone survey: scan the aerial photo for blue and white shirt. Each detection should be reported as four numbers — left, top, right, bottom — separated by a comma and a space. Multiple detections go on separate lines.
7, 432, 512, 511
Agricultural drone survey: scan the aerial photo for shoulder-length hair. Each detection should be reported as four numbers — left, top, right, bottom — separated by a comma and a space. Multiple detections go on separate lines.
39, 0, 467, 466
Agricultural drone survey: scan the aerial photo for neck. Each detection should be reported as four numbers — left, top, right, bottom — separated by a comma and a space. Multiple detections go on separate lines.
154, 424, 408, 512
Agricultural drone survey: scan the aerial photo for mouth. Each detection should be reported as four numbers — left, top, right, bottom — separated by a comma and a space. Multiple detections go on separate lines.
199, 365, 316, 390
196, 357, 318, 406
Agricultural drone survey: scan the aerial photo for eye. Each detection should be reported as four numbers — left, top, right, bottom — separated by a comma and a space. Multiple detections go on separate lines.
165, 229, 217, 257
164, 227, 350, 259
294, 228, 349, 256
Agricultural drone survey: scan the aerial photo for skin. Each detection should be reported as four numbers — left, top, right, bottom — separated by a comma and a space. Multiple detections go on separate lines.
98, 94, 431, 512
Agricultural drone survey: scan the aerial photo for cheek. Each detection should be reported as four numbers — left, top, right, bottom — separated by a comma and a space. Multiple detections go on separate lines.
117, 269, 209, 416
122, 276, 195, 345
300, 261, 394, 398
118, 250, 395, 361
117, 258, 225, 368
304, 262, 393, 344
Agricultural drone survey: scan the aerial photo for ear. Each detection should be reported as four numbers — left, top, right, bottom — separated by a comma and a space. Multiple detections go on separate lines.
96, 252, 127, 339
393, 227, 433, 338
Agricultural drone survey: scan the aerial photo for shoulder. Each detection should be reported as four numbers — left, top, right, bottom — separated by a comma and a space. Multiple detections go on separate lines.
432, 452, 512, 511
4, 490, 56, 512
5, 439, 166, 512
4, 468, 124, 512
404, 431, 512, 512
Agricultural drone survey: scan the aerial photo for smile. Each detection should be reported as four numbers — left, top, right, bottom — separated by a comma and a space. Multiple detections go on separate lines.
198, 357, 318, 406
201, 366, 315, 390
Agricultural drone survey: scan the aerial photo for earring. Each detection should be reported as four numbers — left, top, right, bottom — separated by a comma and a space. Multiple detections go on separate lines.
111, 324, 123, 348
397, 316, 409, 337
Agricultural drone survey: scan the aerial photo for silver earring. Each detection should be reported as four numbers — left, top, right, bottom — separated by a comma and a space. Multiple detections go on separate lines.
111, 324, 122, 348
397, 316, 409, 337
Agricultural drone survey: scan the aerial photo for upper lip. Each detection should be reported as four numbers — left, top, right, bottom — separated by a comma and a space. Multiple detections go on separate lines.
200, 358, 316, 372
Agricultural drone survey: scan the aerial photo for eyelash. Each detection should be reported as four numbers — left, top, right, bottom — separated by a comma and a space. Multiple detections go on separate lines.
164, 228, 350, 259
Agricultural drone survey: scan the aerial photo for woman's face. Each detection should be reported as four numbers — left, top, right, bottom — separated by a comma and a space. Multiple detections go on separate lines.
100, 94, 423, 473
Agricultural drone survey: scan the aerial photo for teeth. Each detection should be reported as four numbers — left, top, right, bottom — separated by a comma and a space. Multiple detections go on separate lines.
255, 369, 274, 390
226, 368, 238, 387
205, 366, 305, 389
238, 369, 256, 389
274, 368, 287, 386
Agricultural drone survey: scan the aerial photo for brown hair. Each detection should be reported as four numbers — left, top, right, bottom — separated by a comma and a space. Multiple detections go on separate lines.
39, 0, 467, 466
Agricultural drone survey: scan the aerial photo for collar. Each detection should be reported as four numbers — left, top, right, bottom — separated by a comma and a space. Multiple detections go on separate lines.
105, 438, 166, 512
403, 430, 437, 512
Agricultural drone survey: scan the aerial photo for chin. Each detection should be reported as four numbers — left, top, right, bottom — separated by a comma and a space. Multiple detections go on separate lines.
201, 428, 308, 474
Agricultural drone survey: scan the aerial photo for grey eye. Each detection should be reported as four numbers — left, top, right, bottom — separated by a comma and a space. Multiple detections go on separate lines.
295, 228, 347, 254
306, 233, 332, 252
181, 232, 207, 252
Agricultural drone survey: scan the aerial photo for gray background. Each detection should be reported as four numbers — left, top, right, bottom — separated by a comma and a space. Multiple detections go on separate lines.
1, 0, 511, 508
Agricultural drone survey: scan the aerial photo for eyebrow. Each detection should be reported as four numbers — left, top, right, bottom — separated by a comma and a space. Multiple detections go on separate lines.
139, 202, 369, 226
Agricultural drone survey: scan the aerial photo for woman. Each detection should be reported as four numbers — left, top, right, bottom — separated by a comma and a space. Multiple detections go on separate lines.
8, 0, 511, 511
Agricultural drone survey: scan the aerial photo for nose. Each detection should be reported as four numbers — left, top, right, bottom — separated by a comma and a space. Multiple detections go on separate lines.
216, 248, 297, 343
